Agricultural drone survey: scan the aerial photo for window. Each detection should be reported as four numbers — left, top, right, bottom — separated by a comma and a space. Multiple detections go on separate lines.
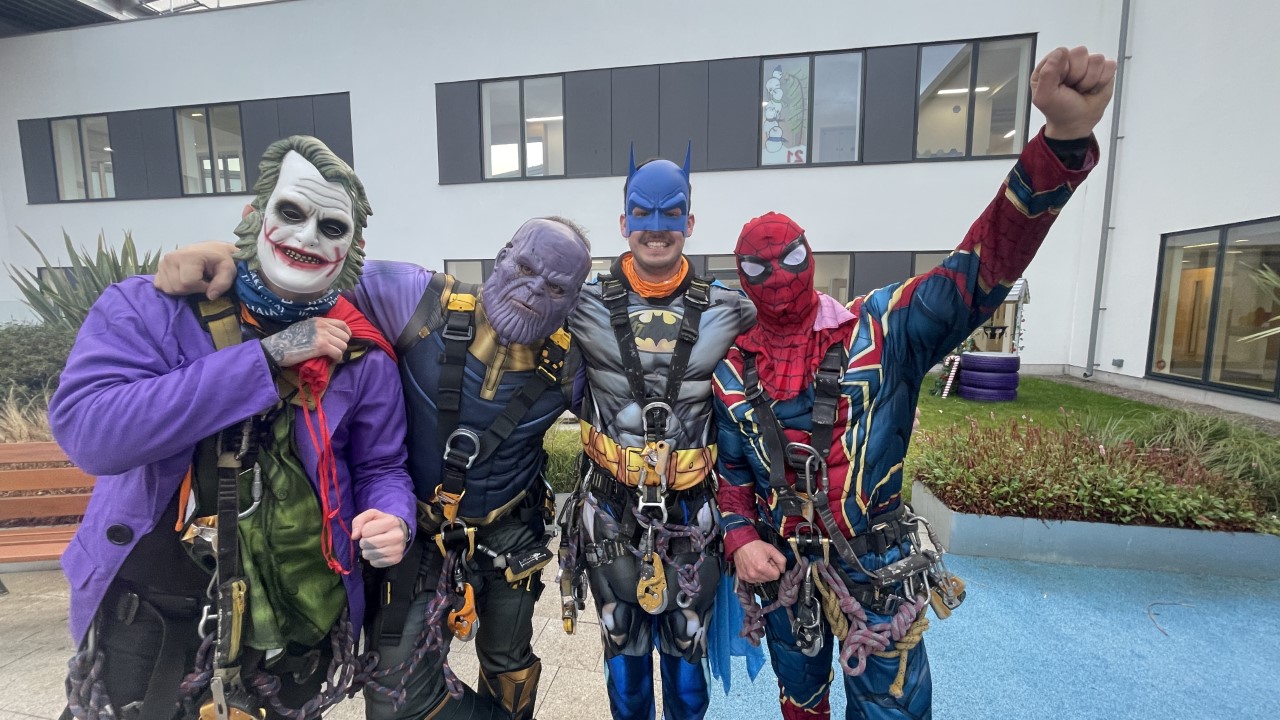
51, 115, 114, 200
1150, 218, 1280, 397
912, 251, 952, 275
814, 253, 852, 303
444, 260, 486, 284
705, 255, 742, 291
589, 259, 612, 282
761, 52, 863, 166
482, 76, 564, 179
177, 104, 245, 195
917, 37, 1033, 159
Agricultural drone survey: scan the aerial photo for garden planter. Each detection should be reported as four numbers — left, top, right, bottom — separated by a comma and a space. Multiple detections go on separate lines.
911, 480, 1280, 579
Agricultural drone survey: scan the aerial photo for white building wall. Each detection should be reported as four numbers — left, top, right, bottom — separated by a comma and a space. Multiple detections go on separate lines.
1078, 0, 1280, 386
1, 0, 1126, 367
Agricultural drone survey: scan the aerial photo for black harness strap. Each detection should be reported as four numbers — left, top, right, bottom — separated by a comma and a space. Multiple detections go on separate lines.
394, 272, 451, 356
396, 276, 572, 522
741, 342, 845, 513
599, 273, 712, 442
436, 282, 480, 513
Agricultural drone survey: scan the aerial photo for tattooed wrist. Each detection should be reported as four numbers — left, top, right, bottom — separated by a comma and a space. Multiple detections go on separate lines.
261, 320, 319, 367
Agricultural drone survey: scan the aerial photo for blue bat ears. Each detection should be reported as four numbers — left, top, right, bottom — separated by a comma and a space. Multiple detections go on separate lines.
625, 142, 693, 185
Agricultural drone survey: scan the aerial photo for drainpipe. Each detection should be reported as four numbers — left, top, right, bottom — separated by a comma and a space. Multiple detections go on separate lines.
1083, 0, 1131, 378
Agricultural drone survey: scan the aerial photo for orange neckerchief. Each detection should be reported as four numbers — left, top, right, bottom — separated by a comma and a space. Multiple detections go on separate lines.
621, 254, 689, 298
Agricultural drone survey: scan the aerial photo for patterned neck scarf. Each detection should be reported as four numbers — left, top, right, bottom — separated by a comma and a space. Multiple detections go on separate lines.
235, 262, 338, 323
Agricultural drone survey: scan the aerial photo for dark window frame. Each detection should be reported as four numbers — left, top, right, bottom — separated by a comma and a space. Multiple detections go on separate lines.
175, 103, 247, 197
478, 73, 566, 182
756, 49, 868, 169
913, 34, 1038, 164
46, 113, 114, 203
1145, 215, 1280, 402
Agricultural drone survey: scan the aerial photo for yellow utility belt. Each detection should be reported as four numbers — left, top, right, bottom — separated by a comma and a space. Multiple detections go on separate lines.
579, 420, 715, 491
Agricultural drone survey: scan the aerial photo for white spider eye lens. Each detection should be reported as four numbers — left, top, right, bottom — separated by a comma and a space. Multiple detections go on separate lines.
782, 244, 808, 266
739, 260, 767, 277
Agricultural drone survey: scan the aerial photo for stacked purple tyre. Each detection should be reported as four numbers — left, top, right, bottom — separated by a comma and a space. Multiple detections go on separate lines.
956, 351, 1019, 401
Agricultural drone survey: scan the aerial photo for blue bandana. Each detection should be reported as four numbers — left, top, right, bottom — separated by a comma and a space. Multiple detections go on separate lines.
623, 145, 692, 235
234, 262, 338, 323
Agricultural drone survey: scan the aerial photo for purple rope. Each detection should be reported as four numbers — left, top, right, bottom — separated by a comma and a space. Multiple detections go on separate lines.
360, 551, 465, 710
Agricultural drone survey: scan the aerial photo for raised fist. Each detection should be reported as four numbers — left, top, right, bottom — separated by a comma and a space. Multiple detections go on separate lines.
1031, 45, 1117, 140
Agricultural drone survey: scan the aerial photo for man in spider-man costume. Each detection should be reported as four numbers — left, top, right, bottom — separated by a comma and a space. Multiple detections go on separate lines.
713, 46, 1115, 719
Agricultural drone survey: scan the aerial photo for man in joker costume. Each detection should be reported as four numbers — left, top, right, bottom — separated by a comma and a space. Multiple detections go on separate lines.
52, 135, 415, 720
155, 215, 593, 719
557, 150, 755, 720
712, 47, 1115, 719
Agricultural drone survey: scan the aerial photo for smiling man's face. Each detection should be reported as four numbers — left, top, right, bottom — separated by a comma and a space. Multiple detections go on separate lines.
254, 151, 356, 300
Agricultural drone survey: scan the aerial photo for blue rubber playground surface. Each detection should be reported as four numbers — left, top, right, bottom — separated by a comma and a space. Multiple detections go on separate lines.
704, 554, 1280, 719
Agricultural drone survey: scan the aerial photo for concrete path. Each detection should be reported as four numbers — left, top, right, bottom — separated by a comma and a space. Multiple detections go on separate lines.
3, 553, 1278, 719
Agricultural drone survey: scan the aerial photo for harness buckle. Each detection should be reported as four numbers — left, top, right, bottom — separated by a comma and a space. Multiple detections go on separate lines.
641, 401, 673, 444
443, 428, 481, 470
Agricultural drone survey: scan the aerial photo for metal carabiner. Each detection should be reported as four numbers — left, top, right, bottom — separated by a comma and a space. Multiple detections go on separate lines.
236, 465, 263, 521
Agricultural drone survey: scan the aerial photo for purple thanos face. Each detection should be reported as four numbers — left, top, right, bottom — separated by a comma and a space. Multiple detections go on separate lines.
483, 219, 592, 345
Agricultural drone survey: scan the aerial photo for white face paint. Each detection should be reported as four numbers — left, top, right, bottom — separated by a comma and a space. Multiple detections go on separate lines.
255, 151, 355, 299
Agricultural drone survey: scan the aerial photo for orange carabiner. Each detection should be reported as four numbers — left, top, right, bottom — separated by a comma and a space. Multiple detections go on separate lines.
447, 582, 480, 641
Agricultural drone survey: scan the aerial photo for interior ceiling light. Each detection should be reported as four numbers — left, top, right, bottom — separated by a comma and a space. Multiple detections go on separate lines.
1003, 130, 1016, 139
937, 86, 989, 95
524, 115, 563, 123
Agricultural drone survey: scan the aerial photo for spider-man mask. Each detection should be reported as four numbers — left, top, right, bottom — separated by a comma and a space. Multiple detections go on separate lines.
735, 212, 818, 330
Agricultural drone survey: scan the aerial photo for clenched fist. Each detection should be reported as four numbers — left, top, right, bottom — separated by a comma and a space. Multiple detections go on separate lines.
732, 539, 788, 584
1031, 45, 1117, 140
352, 509, 410, 568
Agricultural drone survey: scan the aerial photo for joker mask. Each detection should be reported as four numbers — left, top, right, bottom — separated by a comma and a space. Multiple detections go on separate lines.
483, 219, 591, 345
254, 151, 356, 299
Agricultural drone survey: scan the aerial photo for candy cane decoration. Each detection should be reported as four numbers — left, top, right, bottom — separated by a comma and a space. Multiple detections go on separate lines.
940, 355, 962, 399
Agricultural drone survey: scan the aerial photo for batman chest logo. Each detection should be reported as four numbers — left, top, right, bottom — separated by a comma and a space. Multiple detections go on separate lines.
630, 308, 683, 354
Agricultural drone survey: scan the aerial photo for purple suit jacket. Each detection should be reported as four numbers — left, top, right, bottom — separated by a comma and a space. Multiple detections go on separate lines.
50, 276, 415, 644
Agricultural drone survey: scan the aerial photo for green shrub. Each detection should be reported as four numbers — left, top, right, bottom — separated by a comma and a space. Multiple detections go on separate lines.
6, 230, 159, 329
543, 422, 583, 493
1123, 410, 1280, 514
914, 415, 1277, 534
0, 322, 77, 395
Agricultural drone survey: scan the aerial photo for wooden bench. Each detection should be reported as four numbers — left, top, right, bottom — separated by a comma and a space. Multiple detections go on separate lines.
0, 442, 93, 566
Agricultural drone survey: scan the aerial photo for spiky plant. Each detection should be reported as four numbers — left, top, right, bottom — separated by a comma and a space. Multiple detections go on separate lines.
5, 230, 160, 329
1241, 264, 1280, 343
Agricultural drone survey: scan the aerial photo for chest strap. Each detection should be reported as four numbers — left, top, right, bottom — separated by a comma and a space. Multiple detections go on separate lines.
599, 273, 712, 443
396, 274, 572, 524
741, 341, 845, 519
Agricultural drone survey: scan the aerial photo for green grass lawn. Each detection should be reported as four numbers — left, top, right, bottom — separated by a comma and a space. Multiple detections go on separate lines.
914, 374, 1166, 435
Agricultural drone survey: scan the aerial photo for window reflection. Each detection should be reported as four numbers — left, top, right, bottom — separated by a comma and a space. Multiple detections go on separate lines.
51, 118, 86, 201
1151, 230, 1219, 381
812, 53, 862, 163
916, 43, 972, 159
973, 38, 1032, 156
1209, 221, 1280, 390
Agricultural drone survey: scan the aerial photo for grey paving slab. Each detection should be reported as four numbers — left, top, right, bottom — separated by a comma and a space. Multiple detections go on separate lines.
535, 662, 612, 720
0, 635, 73, 718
